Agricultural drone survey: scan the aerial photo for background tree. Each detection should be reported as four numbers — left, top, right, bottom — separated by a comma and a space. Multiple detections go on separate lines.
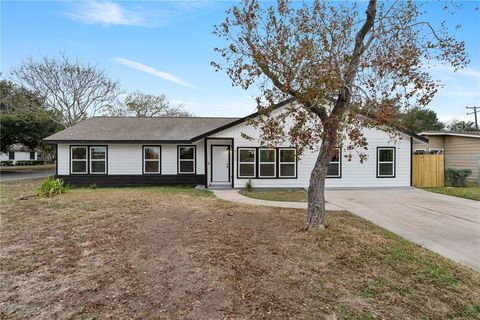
0, 80, 62, 160
104, 91, 192, 117
11, 52, 120, 128
399, 107, 445, 133
447, 119, 477, 132
213, 0, 467, 229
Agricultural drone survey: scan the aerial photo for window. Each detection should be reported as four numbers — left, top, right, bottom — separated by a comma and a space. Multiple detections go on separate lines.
377, 147, 395, 178
8, 151, 14, 160
238, 148, 256, 178
144, 146, 161, 174
327, 148, 341, 178
259, 148, 276, 178
178, 146, 195, 174
71, 146, 88, 174
30, 152, 35, 160
89, 146, 107, 174
279, 148, 296, 178
428, 148, 443, 155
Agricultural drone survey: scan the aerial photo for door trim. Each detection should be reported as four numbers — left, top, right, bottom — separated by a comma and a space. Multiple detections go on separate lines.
210, 145, 231, 183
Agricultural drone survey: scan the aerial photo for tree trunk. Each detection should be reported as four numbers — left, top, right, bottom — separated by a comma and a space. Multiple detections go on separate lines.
305, 139, 332, 230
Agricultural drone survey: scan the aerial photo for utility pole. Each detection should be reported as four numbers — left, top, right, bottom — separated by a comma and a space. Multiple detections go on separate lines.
466, 106, 479, 131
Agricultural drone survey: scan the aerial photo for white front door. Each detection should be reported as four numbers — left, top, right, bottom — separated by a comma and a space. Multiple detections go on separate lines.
212, 145, 230, 183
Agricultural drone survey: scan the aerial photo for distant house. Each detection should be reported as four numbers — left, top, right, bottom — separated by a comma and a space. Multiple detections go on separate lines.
0, 144, 40, 164
414, 132, 480, 183
42, 100, 427, 188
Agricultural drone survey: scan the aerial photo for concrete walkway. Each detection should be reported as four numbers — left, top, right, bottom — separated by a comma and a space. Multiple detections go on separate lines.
213, 189, 344, 211
213, 188, 480, 271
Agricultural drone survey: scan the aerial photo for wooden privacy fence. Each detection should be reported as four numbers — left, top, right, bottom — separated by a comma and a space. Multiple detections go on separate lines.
412, 154, 445, 187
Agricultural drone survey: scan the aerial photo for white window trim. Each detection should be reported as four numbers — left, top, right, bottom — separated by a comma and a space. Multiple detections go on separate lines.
278, 148, 296, 178
71, 146, 88, 174
178, 146, 195, 174
326, 148, 341, 178
258, 148, 276, 178
377, 147, 395, 178
89, 146, 107, 175
238, 148, 256, 178
143, 146, 161, 174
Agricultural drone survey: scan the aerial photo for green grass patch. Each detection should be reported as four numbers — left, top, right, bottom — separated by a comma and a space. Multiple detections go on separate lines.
423, 186, 480, 201
240, 188, 307, 202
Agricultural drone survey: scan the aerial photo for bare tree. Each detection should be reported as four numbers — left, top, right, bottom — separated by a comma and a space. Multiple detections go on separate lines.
213, 0, 467, 230
104, 91, 192, 117
12, 53, 120, 127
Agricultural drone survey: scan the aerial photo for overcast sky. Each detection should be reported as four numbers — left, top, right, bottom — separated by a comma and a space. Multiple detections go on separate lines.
1, 1, 479, 122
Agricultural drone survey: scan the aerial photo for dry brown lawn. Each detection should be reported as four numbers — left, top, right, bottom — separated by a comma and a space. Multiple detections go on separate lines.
1, 179, 479, 319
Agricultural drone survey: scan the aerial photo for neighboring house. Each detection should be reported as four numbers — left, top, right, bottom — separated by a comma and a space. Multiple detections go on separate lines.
0, 144, 40, 164
414, 131, 480, 183
42, 101, 427, 188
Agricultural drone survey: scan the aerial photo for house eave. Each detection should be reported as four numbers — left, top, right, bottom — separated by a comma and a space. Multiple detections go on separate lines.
42, 139, 193, 145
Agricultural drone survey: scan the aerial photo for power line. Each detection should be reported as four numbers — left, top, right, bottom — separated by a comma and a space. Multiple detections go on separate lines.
466, 106, 479, 131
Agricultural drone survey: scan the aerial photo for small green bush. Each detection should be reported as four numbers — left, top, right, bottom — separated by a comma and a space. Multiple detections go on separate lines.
38, 177, 68, 198
15, 160, 44, 166
1, 160, 13, 166
246, 178, 253, 192
445, 168, 472, 187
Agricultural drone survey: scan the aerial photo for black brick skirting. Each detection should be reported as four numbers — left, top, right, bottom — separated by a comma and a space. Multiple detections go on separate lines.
56, 174, 206, 187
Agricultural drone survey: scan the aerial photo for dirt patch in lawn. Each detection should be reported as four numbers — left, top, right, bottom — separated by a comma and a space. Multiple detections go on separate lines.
1, 179, 479, 319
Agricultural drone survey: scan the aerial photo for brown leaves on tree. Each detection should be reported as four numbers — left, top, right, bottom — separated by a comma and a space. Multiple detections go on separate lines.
213, 0, 467, 228
213, 0, 467, 158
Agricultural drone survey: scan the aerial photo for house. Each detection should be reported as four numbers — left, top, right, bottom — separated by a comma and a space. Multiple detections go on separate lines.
414, 131, 480, 183
42, 101, 427, 188
0, 144, 40, 165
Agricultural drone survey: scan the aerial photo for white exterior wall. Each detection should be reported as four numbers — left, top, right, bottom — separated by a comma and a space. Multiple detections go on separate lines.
0, 151, 38, 163
211, 118, 412, 189
57, 141, 205, 175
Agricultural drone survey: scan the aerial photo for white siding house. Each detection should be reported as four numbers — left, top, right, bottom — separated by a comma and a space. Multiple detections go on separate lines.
0, 144, 39, 165
43, 101, 426, 188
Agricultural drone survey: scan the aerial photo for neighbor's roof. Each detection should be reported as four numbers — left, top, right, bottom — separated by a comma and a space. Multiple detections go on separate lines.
42, 117, 240, 144
8, 144, 34, 152
419, 131, 480, 139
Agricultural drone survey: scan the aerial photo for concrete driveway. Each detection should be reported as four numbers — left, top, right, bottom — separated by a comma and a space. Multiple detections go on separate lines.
325, 188, 480, 271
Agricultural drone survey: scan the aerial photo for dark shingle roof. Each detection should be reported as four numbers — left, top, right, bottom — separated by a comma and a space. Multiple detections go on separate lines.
43, 117, 240, 143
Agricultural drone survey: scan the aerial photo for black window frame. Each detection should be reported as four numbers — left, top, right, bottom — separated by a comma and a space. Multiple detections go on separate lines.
70, 145, 108, 175
258, 148, 277, 179
237, 147, 257, 178
29, 152, 35, 160
142, 145, 162, 175
326, 147, 342, 179
177, 145, 196, 175
278, 148, 297, 179
70, 145, 89, 175
89, 146, 108, 175
236, 146, 298, 180
376, 147, 396, 178
8, 151, 14, 160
